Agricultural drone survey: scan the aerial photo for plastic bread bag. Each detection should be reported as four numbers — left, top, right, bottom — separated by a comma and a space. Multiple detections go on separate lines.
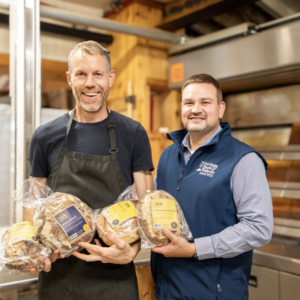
12, 178, 52, 209
95, 184, 140, 246
0, 221, 52, 273
33, 192, 96, 258
137, 190, 193, 248
116, 183, 139, 207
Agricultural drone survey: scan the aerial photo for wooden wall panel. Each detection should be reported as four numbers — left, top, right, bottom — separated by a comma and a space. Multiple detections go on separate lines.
289, 123, 300, 145
267, 161, 300, 182
107, 3, 170, 132
273, 197, 300, 220
135, 265, 156, 300
152, 90, 182, 133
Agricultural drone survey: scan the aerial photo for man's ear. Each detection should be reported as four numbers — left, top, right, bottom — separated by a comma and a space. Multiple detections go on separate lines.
108, 70, 115, 88
66, 72, 72, 88
219, 101, 226, 119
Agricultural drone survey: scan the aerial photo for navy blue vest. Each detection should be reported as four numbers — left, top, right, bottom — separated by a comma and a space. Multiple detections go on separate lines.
151, 123, 267, 300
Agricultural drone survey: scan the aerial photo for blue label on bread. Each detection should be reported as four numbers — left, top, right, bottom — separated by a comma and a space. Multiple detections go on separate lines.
54, 205, 90, 241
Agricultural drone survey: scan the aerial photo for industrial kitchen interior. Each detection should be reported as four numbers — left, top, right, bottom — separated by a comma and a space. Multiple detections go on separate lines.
0, 0, 300, 300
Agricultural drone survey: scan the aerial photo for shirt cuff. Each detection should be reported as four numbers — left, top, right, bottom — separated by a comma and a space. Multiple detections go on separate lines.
194, 236, 216, 260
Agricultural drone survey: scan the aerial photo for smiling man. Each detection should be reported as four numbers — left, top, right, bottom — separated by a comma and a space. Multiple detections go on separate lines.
152, 74, 273, 300
26, 41, 154, 300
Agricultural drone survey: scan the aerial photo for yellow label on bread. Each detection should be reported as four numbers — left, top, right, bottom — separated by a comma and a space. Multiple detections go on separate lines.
12, 221, 39, 244
151, 199, 178, 231
103, 201, 137, 228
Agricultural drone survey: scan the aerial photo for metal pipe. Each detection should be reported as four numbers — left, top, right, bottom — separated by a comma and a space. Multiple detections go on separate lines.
256, 11, 300, 31
40, 6, 183, 44
0, 0, 9, 10
0, 0, 183, 44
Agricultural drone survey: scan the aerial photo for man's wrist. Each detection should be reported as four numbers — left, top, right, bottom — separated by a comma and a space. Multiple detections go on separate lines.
189, 243, 197, 258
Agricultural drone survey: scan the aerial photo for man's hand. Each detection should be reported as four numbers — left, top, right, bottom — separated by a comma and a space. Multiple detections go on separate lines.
73, 233, 140, 264
29, 250, 62, 276
151, 228, 195, 258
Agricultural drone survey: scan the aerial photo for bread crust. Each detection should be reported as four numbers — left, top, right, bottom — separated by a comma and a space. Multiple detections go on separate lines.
137, 190, 183, 247
96, 201, 140, 246
2, 227, 50, 273
33, 193, 95, 256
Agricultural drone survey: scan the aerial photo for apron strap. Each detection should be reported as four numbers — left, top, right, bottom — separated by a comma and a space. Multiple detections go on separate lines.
107, 111, 126, 192
66, 109, 75, 135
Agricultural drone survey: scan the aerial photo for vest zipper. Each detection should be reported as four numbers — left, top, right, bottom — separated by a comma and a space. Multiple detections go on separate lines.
217, 258, 223, 297
176, 169, 184, 191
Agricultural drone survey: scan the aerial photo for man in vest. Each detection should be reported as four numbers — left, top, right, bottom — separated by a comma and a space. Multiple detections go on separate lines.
152, 74, 273, 300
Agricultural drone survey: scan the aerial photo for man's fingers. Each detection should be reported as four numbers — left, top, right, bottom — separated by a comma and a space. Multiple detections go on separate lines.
43, 257, 51, 272
50, 250, 60, 263
29, 268, 37, 276
78, 242, 104, 255
151, 247, 166, 255
73, 252, 101, 262
94, 239, 102, 247
163, 228, 177, 242
105, 232, 126, 249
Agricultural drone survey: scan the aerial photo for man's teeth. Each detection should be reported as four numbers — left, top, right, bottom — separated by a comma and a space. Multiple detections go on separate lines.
84, 93, 98, 96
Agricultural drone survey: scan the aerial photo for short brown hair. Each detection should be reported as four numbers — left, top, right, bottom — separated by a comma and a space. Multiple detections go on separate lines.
182, 74, 223, 104
68, 40, 111, 73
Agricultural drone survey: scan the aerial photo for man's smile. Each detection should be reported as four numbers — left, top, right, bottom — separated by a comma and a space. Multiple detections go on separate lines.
82, 92, 100, 97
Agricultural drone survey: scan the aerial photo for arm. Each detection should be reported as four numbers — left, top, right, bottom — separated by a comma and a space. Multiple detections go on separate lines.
133, 169, 153, 197
195, 152, 273, 259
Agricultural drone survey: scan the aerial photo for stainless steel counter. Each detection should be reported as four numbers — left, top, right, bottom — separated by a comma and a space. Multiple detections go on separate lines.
253, 235, 300, 276
0, 249, 152, 291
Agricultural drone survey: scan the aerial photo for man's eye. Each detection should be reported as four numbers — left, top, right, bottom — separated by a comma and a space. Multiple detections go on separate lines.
96, 73, 102, 76
78, 73, 85, 76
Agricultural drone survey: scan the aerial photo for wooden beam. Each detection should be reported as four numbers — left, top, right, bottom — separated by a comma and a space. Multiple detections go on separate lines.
157, 0, 256, 31
0, 53, 9, 66
146, 78, 168, 93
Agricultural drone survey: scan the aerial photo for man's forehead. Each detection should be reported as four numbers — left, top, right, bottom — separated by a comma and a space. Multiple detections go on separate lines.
71, 50, 102, 61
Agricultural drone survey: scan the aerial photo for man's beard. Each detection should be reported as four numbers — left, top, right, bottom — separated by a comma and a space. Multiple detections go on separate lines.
73, 88, 109, 113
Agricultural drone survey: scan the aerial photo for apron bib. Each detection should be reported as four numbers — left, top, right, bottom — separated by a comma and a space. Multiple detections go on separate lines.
38, 109, 139, 300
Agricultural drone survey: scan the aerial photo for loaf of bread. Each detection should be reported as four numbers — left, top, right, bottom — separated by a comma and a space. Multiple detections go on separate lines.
97, 201, 140, 246
33, 193, 95, 257
137, 190, 183, 247
1, 223, 51, 273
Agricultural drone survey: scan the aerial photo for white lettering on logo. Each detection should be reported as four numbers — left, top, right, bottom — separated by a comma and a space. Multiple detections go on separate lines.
196, 161, 218, 178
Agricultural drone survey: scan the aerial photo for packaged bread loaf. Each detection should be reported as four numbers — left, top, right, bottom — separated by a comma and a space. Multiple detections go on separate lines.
137, 190, 192, 247
96, 185, 140, 246
0, 222, 52, 273
33, 193, 96, 257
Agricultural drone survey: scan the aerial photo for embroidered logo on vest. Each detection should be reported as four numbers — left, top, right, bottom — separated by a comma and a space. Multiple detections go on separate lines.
196, 161, 218, 178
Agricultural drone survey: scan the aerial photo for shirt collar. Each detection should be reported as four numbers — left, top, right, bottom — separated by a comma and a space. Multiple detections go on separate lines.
181, 125, 222, 152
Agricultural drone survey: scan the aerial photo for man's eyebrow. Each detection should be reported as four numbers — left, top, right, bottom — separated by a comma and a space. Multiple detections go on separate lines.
182, 97, 213, 101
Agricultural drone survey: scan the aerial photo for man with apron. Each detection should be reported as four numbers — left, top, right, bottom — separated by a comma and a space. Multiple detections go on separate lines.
25, 41, 154, 300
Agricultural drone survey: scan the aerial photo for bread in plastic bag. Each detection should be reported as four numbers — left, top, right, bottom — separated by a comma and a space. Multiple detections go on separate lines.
33, 192, 96, 257
0, 222, 52, 273
137, 190, 192, 247
96, 184, 140, 246
12, 178, 52, 209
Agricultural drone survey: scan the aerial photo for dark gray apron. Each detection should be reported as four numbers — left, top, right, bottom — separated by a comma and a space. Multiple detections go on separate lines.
38, 109, 139, 300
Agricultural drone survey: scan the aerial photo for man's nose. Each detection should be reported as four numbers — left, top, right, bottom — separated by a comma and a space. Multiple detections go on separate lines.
85, 74, 95, 87
191, 102, 202, 113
